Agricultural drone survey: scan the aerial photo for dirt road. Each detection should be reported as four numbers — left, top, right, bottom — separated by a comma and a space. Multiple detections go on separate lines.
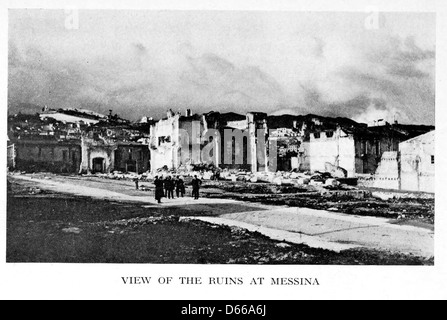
9, 174, 434, 258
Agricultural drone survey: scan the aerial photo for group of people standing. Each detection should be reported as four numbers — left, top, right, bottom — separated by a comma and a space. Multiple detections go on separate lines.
153, 175, 202, 204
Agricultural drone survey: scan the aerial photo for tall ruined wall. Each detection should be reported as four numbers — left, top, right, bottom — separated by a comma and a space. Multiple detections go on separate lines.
247, 113, 265, 172
150, 114, 208, 171
179, 119, 203, 166
399, 131, 435, 193
150, 115, 178, 171
299, 141, 311, 172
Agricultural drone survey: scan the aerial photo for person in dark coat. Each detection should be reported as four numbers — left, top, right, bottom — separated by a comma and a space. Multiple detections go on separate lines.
191, 175, 202, 200
165, 176, 175, 199
163, 176, 169, 197
154, 176, 164, 204
175, 177, 186, 198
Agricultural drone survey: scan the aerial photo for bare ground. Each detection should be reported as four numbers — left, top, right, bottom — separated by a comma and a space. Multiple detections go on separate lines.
200, 181, 434, 225
6, 178, 433, 265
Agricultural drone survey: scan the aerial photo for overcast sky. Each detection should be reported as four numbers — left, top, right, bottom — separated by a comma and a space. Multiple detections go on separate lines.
8, 10, 435, 124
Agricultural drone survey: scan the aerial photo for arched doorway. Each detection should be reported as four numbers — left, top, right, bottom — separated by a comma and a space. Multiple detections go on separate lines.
92, 157, 105, 173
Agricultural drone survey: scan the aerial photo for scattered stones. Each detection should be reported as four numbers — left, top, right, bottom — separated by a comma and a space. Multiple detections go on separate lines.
372, 192, 395, 201
276, 242, 291, 248
29, 187, 42, 194
325, 178, 340, 187
62, 227, 82, 234
258, 257, 270, 263
325, 162, 348, 178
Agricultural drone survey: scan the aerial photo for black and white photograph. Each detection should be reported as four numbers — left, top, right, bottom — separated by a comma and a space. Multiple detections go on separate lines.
1, 0, 446, 301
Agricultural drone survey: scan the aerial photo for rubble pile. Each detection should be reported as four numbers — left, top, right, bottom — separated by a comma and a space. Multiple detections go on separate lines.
86, 171, 153, 182
82, 165, 364, 196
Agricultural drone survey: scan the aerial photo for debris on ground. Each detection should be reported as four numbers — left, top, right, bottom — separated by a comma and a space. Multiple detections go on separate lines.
29, 187, 42, 194
62, 227, 82, 234
202, 181, 433, 224
372, 192, 395, 201
276, 242, 291, 248
7, 182, 434, 265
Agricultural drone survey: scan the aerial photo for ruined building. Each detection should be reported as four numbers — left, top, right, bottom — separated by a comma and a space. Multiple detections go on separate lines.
79, 137, 150, 174
266, 114, 434, 178
13, 139, 82, 173
267, 114, 365, 176
371, 130, 435, 192
8, 113, 83, 173
399, 130, 435, 193
149, 109, 204, 171
8, 106, 435, 192
202, 111, 269, 172
79, 121, 150, 174
8, 109, 150, 174
149, 110, 270, 172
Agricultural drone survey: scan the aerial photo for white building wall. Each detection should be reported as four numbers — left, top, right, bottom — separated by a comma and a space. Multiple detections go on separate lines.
309, 129, 356, 177
150, 115, 179, 171
399, 131, 435, 193
338, 133, 356, 177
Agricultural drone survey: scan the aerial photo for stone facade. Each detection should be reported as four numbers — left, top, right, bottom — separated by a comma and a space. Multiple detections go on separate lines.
12, 139, 82, 173
80, 137, 116, 173
80, 138, 150, 174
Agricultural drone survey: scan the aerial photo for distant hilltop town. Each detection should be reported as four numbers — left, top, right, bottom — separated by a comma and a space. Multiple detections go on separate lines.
7, 107, 435, 193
